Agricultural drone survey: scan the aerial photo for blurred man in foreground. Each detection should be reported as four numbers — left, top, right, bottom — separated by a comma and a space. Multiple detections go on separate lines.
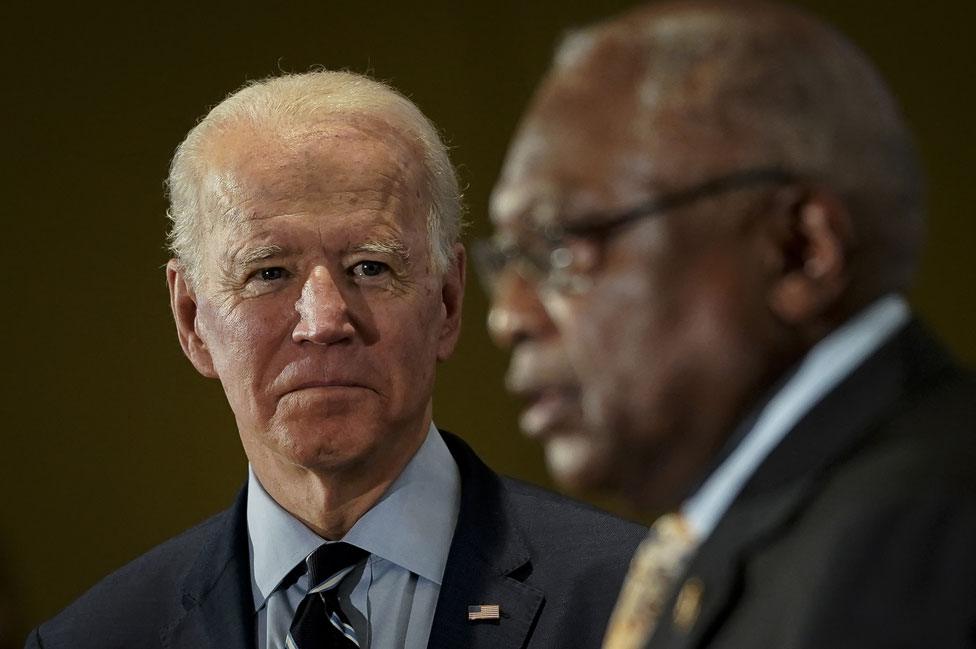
27, 70, 643, 649
481, 2, 976, 647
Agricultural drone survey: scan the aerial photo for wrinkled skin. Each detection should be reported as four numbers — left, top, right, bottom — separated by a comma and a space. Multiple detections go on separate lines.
169, 119, 464, 534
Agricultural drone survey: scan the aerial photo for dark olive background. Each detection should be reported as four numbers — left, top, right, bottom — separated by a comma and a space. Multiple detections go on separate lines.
2, 1, 973, 644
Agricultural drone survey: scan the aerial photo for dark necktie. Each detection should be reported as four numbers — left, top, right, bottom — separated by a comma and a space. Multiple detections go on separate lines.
287, 542, 369, 648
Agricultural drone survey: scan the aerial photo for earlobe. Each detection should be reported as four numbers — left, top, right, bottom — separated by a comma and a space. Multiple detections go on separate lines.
166, 260, 217, 378
768, 191, 852, 326
436, 243, 466, 361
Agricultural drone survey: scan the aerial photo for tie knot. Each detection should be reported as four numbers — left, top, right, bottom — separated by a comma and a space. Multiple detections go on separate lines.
630, 512, 698, 572
305, 542, 369, 591
650, 512, 697, 547
602, 513, 700, 649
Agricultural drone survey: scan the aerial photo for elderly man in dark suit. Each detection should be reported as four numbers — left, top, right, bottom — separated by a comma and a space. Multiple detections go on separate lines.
26, 71, 644, 649
480, 2, 976, 648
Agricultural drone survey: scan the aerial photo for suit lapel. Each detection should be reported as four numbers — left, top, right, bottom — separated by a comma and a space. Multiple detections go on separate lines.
651, 322, 952, 649
427, 432, 545, 649
162, 488, 256, 649
657, 479, 810, 649
161, 435, 547, 649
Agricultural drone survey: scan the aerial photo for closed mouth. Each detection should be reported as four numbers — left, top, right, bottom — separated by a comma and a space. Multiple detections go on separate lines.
283, 381, 372, 395
519, 387, 581, 439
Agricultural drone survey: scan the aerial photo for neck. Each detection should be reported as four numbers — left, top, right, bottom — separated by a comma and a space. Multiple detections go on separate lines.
247, 420, 431, 540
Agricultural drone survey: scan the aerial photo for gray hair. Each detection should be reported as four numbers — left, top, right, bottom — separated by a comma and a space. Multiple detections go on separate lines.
166, 70, 462, 286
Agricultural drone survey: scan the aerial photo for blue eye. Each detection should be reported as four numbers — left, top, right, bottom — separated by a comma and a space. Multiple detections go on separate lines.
352, 261, 389, 278
258, 267, 288, 281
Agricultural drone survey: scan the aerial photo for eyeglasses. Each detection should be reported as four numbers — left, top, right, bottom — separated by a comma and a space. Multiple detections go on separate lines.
474, 166, 796, 296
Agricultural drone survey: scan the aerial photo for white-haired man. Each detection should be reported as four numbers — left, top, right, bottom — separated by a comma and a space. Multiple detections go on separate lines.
27, 71, 644, 649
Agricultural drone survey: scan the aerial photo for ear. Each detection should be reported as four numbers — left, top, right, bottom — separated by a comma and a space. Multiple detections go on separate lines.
767, 188, 854, 326
436, 242, 466, 361
166, 259, 218, 378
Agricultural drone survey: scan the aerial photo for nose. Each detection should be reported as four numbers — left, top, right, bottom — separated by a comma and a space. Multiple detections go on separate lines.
292, 266, 356, 345
487, 270, 557, 350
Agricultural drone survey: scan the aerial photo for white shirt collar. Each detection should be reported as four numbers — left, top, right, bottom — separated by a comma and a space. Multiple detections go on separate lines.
246, 423, 460, 610
681, 294, 911, 540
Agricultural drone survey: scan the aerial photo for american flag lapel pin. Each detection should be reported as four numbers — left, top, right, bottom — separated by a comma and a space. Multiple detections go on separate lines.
467, 604, 501, 621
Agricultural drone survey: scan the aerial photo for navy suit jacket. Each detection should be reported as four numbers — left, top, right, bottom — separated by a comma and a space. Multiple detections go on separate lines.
27, 431, 645, 649
646, 322, 976, 649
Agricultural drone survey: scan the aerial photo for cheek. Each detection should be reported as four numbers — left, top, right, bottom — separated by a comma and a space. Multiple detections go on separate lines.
570, 274, 658, 380
198, 301, 288, 384
677, 253, 767, 364
562, 269, 682, 434
386, 305, 441, 383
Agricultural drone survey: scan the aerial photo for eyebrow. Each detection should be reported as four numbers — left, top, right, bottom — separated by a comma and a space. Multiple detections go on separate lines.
350, 238, 411, 267
225, 237, 412, 274
232, 244, 289, 271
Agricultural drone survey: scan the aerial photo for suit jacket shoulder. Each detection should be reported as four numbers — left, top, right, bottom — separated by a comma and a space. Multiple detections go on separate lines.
648, 322, 976, 649
27, 490, 253, 649
28, 434, 645, 649
433, 431, 646, 649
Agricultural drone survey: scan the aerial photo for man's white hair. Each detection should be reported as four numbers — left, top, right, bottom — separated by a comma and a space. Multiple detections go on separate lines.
166, 70, 462, 286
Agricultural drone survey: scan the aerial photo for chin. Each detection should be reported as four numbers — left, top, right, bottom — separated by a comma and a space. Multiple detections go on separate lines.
265, 418, 377, 471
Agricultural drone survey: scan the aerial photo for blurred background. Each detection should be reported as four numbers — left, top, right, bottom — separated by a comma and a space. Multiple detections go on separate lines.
2, 1, 973, 644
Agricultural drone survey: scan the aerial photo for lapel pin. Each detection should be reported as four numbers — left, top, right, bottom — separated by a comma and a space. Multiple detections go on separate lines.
672, 577, 704, 632
468, 604, 501, 621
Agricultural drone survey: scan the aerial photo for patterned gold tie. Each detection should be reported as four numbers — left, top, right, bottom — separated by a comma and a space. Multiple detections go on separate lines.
602, 513, 699, 649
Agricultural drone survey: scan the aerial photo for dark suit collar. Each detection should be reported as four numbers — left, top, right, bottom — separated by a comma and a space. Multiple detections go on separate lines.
427, 431, 545, 649
736, 319, 952, 502
159, 432, 545, 649
655, 320, 955, 649
162, 487, 256, 649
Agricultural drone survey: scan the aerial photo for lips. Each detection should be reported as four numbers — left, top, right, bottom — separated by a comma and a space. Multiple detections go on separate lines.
278, 380, 375, 403
285, 380, 368, 393
273, 361, 376, 400
519, 389, 582, 439
506, 345, 583, 440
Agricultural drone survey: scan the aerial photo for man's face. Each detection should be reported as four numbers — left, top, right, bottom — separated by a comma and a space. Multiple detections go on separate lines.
172, 120, 462, 478
488, 48, 775, 508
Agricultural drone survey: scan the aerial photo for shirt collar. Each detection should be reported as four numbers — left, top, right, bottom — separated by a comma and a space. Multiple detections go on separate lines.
246, 423, 460, 611
682, 294, 911, 540
343, 424, 460, 585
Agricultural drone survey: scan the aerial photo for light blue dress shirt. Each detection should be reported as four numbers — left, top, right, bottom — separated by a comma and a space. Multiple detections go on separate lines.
682, 294, 911, 540
247, 424, 461, 649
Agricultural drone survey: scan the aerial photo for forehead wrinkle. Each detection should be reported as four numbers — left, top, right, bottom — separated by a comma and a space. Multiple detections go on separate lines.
235, 157, 417, 228
196, 168, 251, 238
200, 121, 430, 283
288, 125, 423, 204
304, 117, 429, 203
203, 117, 427, 225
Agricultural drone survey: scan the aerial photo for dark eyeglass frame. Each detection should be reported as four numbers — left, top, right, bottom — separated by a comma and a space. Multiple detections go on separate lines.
474, 166, 797, 296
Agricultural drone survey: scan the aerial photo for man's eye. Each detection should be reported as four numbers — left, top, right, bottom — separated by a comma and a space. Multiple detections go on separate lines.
351, 261, 389, 278
257, 267, 288, 282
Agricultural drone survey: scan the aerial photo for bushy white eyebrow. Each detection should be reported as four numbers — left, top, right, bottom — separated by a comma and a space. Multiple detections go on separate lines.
234, 244, 287, 269
350, 238, 411, 267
